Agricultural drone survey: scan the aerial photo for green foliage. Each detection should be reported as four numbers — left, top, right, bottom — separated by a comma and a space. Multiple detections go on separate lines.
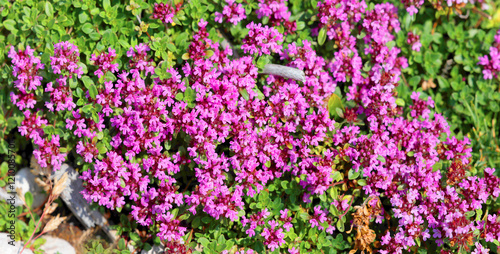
394, 3, 500, 170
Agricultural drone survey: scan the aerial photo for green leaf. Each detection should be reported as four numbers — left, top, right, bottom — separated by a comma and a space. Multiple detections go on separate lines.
89, 31, 101, 41
218, 235, 226, 245
80, 104, 93, 114
329, 186, 338, 200
408, 76, 421, 87
45, 2, 54, 17
331, 171, 342, 182
281, 180, 289, 189
465, 210, 475, 218
296, 21, 305, 30
192, 217, 201, 228
3, 19, 16, 31
141, 243, 151, 252
89, 84, 98, 99
118, 238, 126, 250
175, 93, 184, 101
184, 87, 196, 103
256, 55, 270, 69
377, 155, 386, 163
198, 237, 210, 248
103, 0, 111, 9
24, 192, 33, 208
335, 108, 344, 118
348, 169, 359, 180
336, 220, 344, 232
129, 232, 140, 242
201, 216, 211, 224
300, 212, 310, 221
395, 98, 405, 107
82, 23, 94, 34
415, 237, 421, 247
206, 50, 214, 58
328, 94, 344, 118
82, 76, 93, 89
96, 143, 107, 154
265, 160, 271, 168
239, 89, 249, 100
318, 27, 327, 46
475, 209, 483, 221
357, 179, 367, 186
432, 161, 442, 172
79, 12, 89, 23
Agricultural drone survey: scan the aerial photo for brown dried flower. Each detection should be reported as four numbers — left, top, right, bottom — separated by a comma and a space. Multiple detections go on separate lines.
35, 177, 51, 193
43, 214, 67, 233
347, 196, 382, 254
52, 172, 69, 197
421, 78, 436, 91
43, 202, 58, 215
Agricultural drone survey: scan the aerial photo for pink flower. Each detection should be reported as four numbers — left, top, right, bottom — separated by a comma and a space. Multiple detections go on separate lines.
90, 48, 119, 78
51, 41, 83, 78
151, 2, 180, 24
242, 22, 283, 56
407, 32, 422, 52
8, 45, 44, 93
215, 0, 246, 25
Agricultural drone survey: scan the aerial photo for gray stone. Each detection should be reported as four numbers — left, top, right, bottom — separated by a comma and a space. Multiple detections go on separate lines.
15, 168, 47, 209
0, 187, 24, 206
262, 64, 306, 83
0, 232, 34, 254
140, 244, 165, 254
50, 164, 117, 242
39, 236, 76, 254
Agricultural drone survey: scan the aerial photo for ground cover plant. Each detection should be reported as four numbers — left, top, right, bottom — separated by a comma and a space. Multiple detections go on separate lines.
1, 0, 500, 253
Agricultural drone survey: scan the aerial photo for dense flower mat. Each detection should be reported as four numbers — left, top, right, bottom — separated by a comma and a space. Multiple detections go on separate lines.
1, 0, 500, 253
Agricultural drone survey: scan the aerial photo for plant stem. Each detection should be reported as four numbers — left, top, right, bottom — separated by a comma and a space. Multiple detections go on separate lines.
338, 196, 355, 220
20, 195, 53, 254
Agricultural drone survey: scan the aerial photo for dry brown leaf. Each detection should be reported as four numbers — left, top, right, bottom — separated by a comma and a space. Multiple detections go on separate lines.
35, 178, 51, 192
52, 172, 69, 197
422, 78, 436, 91
43, 214, 67, 233
44, 202, 58, 215
349, 196, 382, 254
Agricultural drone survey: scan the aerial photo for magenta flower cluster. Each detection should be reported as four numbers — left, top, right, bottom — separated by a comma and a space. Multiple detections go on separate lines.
90, 48, 119, 79
215, 0, 246, 25
50, 41, 83, 78
242, 22, 283, 56
479, 30, 500, 80
151, 2, 180, 25
407, 32, 422, 52
256, 0, 296, 34
8, 46, 44, 110
8, 44, 70, 170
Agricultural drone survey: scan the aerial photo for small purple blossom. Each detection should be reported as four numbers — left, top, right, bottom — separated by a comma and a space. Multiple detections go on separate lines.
242, 22, 283, 56
51, 41, 83, 78
215, 0, 246, 25
90, 48, 119, 78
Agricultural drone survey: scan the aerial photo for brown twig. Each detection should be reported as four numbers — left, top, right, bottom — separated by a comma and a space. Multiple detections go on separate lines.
472, 6, 492, 20
182, 177, 194, 193
401, 72, 409, 87
338, 196, 355, 220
